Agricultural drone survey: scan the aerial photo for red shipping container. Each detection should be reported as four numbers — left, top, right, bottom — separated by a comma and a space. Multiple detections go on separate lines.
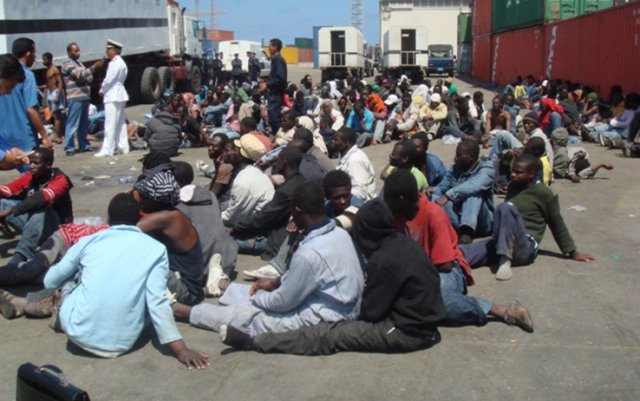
544, 2, 640, 94
298, 48, 313, 63
492, 26, 545, 86
472, 0, 492, 38
209, 30, 234, 42
472, 35, 492, 82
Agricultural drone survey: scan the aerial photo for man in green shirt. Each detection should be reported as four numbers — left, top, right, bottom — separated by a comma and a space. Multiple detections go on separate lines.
460, 153, 594, 281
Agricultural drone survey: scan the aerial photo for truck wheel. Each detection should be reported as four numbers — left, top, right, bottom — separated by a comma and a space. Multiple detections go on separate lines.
140, 67, 161, 104
125, 69, 143, 104
157, 66, 174, 93
190, 66, 202, 94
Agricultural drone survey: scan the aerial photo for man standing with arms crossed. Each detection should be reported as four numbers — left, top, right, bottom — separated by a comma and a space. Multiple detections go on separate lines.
260, 38, 287, 134
61, 43, 104, 156
95, 40, 129, 157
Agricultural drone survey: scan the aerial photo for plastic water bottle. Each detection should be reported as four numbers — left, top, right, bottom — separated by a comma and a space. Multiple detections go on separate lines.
118, 176, 134, 185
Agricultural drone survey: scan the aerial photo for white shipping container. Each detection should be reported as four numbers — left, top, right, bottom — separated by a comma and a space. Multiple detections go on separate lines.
318, 26, 364, 80
382, 26, 429, 70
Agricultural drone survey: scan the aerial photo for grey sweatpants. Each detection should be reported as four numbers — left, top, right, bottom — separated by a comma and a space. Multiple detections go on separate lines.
255, 319, 440, 355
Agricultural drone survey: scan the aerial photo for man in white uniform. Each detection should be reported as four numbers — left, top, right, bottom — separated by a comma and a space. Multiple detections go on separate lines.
95, 39, 129, 157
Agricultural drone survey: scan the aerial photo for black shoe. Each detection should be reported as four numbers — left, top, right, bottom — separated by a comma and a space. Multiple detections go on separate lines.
220, 324, 254, 350
458, 233, 473, 245
65, 151, 75, 156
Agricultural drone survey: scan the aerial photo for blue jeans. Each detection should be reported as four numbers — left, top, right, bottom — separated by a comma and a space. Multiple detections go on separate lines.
489, 130, 522, 160
460, 202, 538, 268
1, 199, 60, 260
543, 111, 563, 136
235, 236, 268, 255
441, 195, 493, 236
65, 100, 91, 153
439, 264, 492, 325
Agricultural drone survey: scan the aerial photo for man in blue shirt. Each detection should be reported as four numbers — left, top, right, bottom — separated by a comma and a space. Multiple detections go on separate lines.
0, 54, 31, 170
260, 38, 287, 134
345, 100, 374, 148
0, 38, 52, 155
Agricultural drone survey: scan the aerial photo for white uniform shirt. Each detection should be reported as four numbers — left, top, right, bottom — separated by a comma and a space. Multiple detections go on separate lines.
101, 55, 129, 103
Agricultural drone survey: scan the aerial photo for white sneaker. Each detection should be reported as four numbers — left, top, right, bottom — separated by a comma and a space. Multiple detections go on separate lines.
94, 152, 110, 158
496, 264, 513, 281
598, 132, 609, 147
196, 160, 209, 173
205, 254, 227, 297
243, 264, 281, 280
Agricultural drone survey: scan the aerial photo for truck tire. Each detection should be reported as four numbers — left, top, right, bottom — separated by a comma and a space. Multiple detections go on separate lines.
125, 69, 143, 104
157, 66, 174, 94
190, 66, 202, 94
140, 67, 161, 104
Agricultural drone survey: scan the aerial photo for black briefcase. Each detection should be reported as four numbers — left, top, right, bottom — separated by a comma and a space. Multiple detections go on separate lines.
16, 363, 90, 401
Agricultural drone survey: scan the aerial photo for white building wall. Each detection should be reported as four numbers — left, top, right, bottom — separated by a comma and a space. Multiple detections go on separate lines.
380, 1, 471, 56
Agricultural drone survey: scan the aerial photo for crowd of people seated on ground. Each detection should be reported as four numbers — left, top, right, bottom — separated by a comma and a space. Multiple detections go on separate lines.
4, 61, 635, 367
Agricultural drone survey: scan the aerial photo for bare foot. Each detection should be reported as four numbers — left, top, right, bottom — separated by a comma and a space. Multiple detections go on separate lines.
603, 163, 614, 170
51, 136, 63, 144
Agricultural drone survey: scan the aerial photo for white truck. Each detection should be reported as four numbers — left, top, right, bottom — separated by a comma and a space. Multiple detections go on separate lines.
318, 27, 365, 82
0, 0, 205, 103
217, 40, 271, 81
382, 26, 429, 83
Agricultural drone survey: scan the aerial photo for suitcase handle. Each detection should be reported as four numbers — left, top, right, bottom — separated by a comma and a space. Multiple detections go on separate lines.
36, 365, 70, 388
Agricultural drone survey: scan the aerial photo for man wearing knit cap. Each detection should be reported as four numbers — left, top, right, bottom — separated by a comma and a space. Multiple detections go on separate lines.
135, 156, 206, 306
95, 39, 129, 157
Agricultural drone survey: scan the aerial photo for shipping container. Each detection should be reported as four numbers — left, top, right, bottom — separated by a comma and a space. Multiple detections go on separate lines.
491, 26, 545, 85
458, 13, 472, 44
298, 48, 313, 63
492, 0, 544, 33
457, 43, 472, 74
295, 37, 314, 48
280, 46, 299, 64
544, 1, 640, 94
209, 29, 234, 42
546, 0, 615, 22
546, 0, 580, 22
313, 25, 330, 68
471, 35, 491, 82
472, 0, 492, 37
581, 0, 614, 14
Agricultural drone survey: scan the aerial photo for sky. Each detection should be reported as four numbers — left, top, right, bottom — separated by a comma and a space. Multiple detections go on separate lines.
180, 0, 380, 45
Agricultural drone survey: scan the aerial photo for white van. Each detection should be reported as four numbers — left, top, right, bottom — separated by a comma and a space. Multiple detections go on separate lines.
217, 40, 271, 79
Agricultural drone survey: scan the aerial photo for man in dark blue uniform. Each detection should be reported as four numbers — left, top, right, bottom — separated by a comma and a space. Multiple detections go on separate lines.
260, 38, 287, 134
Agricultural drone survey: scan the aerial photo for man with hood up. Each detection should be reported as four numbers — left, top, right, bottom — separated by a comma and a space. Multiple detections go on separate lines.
219, 198, 446, 355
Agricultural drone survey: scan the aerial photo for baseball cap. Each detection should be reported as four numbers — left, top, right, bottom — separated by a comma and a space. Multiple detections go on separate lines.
234, 135, 266, 161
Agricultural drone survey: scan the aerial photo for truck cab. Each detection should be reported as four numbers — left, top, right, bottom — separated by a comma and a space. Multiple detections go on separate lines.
426, 44, 454, 77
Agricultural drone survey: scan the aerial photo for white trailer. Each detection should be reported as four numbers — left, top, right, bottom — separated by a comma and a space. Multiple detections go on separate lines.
318, 27, 364, 82
382, 26, 429, 82
0, 0, 204, 103
217, 40, 271, 79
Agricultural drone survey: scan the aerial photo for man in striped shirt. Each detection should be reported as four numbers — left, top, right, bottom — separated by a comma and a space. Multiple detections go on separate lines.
61, 43, 104, 156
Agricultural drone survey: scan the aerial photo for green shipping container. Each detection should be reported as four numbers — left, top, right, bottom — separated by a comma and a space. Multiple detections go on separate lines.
457, 13, 472, 44
294, 37, 314, 48
581, 0, 614, 14
492, 0, 545, 33
546, 0, 580, 21
546, 0, 614, 22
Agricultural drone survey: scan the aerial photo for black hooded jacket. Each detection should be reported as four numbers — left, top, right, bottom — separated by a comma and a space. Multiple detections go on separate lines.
354, 199, 446, 337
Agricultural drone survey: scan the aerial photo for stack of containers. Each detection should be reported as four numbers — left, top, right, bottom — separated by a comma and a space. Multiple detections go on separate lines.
471, 0, 492, 82
295, 37, 314, 64
457, 13, 472, 74
472, 0, 631, 92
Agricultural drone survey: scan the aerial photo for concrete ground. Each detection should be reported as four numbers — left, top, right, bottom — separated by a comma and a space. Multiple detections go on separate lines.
1, 67, 639, 400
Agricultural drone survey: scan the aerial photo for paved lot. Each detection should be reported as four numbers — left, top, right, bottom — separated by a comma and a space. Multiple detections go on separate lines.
0, 70, 639, 401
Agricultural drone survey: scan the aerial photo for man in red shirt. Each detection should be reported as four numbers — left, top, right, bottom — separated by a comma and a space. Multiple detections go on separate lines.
0, 147, 72, 265
383, 169, 533, 332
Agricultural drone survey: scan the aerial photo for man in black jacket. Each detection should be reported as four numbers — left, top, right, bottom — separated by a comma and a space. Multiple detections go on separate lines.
260, 38, 287, 134
230, 145, 307, 257
220, 198, 446, 354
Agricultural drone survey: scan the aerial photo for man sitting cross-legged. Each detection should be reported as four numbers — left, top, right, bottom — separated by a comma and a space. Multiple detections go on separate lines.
221, 198, 446, 354
172, 182, 364, 337
1, 193, 209, 369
